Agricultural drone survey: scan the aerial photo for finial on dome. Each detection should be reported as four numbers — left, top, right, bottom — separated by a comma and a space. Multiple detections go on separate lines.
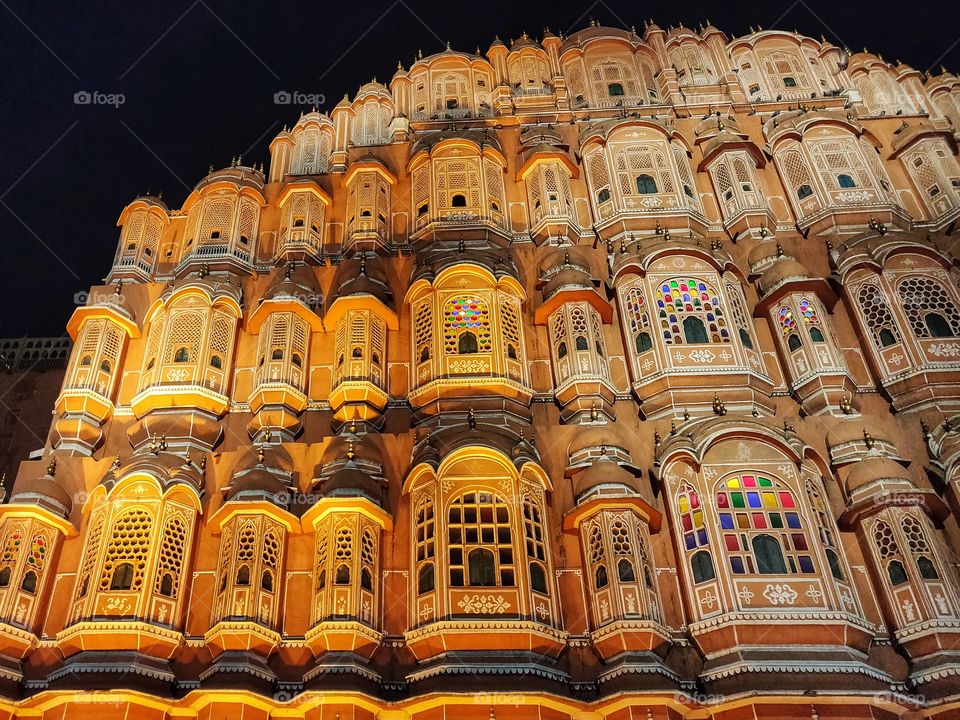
113, 452, 121, 469
46, 455, 56, 477
256, 444, 265, 465
446, 40, 451, 50
346, 438, 356, 461
359, 254, 367, 276
468, 407, 476, 429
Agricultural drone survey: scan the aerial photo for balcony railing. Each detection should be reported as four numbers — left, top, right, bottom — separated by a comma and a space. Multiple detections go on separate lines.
176, 243, 251, 271
111, 254, 153, 277
413, 209, 507, 233
278, 228, 322, 254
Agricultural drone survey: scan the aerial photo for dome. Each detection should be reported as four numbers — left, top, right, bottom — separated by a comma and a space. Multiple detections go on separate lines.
572, 460, 641, 499
226, 469, 289, 504
193, 164, 265, 195
322, 434, 385, 467
10, 471, 73, 518
233, 443, 295, 475
319, 467, 382, 501
845, 457, 914, 495
510, 33, 541, 51
747, 238, 782, 270
757, 258, 812, 297
568, 424, 633, 457
329, 256, 392, 309
542, 267, 596, 300
826, 422, 893, 450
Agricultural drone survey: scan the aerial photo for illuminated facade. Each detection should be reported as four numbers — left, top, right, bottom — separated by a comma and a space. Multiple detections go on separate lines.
3, 19, 960, 720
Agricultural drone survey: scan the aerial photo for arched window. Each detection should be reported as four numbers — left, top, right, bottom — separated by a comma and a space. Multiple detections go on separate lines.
826, 549, 844, 581
451, 193, 467, 207
110, 562, 135, 591
888, 560, 908, 586
635, 174, 657, 194
0, 567, 10, 587
21, 570, 37, 594
361, 567, 373, 591
415, 498, 435, 595
418, 562, 434, 593
575, 335, 589, 351
158, 573, 174, 597
261, 569, 273, 592
656, 278, 728, 344
691, 550, 715, 583
617, 558, 635, 582
837, 173, 857, 188
335, 564, 351, 584
636, 332, 652, 352
100, 509, 152, 594
448, 491, 514, 587
597, 188, 611, 204
530, 563, 547, 593
926, 312, 954, 338
857, 284, 901, 348
678, 484, 708, 552
752, 535, 787, 574
468, 548, 496, 586
897, 276, 960, 339
557, 341, 568, 359
608, 82, 625, 96
458, 331, 479, 354
443, 296, 491, 355
236, 564, 250, 585
174, 347, 190, 363
595, 564, 609, 589
682, 316, 708, 344
917, 556, 939, 580
797, 184, 813, 200
716, 474, 814, 575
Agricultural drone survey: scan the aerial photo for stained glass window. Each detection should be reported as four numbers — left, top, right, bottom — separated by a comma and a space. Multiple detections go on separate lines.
798, 298, 819, 324
715, 474, 814, 575
656, 278, 728, 344
778, 306, 797, 336
443, 296, 491, 355
677, 485, 708, 551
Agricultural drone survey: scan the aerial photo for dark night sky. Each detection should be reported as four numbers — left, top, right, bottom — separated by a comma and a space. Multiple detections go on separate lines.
0, 0, 957, 338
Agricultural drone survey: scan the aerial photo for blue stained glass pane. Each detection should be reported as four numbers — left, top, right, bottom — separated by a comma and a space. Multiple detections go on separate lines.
684, 533, 696, 550
747, 492, 761, 508
786, 512, 801, 529
730, 557, 745, 574
720, 513, 734, 530
798, 556, 814, 573
697, 529, 708, 545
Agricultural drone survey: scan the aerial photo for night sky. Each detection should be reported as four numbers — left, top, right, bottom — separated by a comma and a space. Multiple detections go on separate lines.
0, 0, 957, 338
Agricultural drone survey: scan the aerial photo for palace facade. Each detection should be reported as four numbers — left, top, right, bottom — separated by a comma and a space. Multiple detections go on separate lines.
2, 19, 960, 720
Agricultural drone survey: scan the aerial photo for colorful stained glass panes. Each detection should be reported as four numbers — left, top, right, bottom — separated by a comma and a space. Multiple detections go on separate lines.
778, 306, 797, 335
28, 536, 46, 566
715, 474, 813, 576
798, 298, 819, 324
624, 287, 650, 334
656, 277, 728, 344
443, 296, 491, 354
678, 486, 708, 551
1, 532, 21, 563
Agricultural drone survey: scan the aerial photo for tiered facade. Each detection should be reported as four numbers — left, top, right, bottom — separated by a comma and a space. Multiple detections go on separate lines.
3, 20, 960, 720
